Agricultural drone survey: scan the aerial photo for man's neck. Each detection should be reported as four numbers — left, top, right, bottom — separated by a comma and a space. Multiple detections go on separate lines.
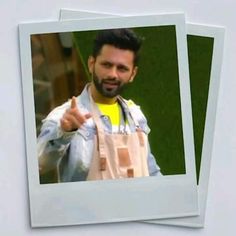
90, 83, 118, 104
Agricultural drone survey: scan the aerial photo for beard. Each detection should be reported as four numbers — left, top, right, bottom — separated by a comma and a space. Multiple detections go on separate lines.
92, 70, 128, 98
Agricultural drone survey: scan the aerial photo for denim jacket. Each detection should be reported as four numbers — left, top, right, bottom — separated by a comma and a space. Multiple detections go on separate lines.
38, 84, 161, 182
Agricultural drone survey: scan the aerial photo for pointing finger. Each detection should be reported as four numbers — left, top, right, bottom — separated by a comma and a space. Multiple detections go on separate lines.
71, 96, 77, 109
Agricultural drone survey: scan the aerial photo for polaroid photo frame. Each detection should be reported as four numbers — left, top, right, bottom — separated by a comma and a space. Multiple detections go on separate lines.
19, 14, 198, 227
59, 9, 224, 227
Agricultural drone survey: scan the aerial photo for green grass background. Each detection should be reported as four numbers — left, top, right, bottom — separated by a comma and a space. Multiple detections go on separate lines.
187, 35, 214, 182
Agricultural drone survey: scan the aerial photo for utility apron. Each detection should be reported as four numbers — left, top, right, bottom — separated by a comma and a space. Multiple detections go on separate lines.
86, 97, 149, 180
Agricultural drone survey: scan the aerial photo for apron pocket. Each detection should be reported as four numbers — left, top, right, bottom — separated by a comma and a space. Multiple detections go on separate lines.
117, 147, 131, 167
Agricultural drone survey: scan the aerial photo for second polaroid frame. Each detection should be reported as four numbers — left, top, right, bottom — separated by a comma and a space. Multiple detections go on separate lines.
60, 9, 225, 227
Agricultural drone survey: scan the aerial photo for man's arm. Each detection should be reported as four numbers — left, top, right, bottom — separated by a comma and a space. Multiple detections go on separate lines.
38, 97, 91, 176
37, 120, 76, 175
147, 142, 162, 176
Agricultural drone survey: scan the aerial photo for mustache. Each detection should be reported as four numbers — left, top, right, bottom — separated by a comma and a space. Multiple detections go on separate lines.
101, 78, 121, 85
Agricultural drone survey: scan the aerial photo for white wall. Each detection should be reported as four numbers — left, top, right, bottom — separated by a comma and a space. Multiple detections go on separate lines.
0, 1, 235, 235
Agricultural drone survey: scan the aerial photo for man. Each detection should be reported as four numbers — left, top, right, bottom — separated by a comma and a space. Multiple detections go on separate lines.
38, 28, 161, 182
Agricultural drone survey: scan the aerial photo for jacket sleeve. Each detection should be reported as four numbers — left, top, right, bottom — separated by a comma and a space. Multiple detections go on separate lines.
37, 118, 76, 176
147, 142, 162, 176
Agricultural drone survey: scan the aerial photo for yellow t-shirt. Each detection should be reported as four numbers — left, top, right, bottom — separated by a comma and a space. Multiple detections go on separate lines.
96, 99, 135, 133
96, 102, 120, 127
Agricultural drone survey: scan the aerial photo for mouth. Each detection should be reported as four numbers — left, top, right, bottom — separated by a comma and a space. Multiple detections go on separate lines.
102, 81, 120, 90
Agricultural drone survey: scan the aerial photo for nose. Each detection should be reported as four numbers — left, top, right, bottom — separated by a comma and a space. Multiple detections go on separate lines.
107, 66, 118, 79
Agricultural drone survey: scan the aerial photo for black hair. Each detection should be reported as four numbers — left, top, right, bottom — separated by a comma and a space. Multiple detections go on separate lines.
92, 28, 143, 65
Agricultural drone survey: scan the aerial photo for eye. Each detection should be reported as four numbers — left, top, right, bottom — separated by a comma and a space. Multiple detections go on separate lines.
117, 65, 129, 72
101, 62, 112, 68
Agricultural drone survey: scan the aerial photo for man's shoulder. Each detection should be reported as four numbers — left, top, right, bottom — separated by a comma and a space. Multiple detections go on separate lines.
122, 98, 146, 119
122, 98, 140, 108
122, 98, 150, 133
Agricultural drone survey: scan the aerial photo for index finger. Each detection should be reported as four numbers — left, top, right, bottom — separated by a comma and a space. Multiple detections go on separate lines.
71, 96, 77, 109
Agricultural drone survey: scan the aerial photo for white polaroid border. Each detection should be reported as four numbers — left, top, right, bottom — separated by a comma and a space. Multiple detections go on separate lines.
19, 14, 198, 227
60, 9, 224, 227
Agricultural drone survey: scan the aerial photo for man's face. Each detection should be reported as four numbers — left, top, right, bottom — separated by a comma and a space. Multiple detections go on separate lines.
88, 45, 137, 98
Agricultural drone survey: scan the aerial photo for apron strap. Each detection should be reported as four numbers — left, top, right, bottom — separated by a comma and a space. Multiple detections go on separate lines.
117, 96, 140, 128
88, 89, 108, 171
117, 96, 145, 146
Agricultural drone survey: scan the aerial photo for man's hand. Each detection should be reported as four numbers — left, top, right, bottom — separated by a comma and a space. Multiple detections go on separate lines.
60, 96, 92, 132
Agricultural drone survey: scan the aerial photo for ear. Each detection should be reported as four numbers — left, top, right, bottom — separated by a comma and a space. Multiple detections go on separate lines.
88, 56, 95, 74
128, 66, 138, 83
